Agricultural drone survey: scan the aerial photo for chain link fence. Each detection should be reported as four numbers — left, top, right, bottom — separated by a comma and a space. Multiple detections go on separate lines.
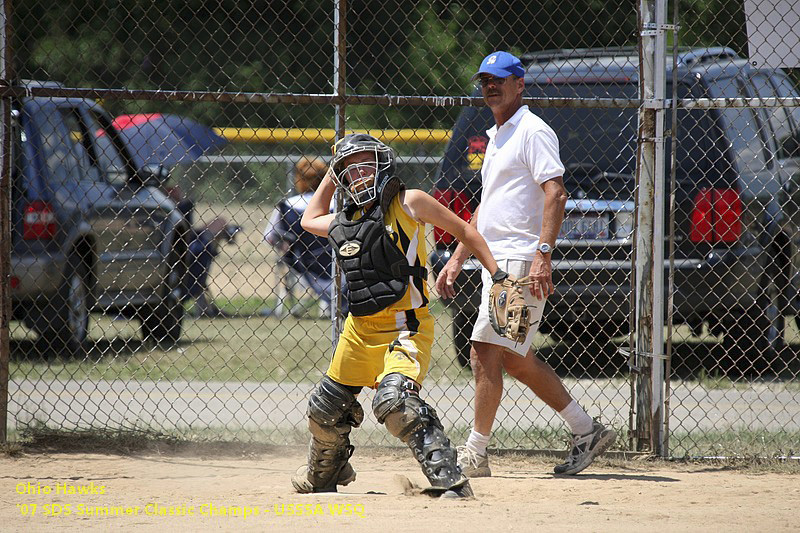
1, 0, 799, 459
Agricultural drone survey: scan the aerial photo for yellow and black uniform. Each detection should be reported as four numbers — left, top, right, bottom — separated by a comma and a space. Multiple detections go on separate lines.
327, 193, 433, 388
293, 134, 471, 498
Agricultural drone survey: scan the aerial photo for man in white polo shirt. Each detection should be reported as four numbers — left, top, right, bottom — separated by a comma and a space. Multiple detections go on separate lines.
436, 51, 616, 476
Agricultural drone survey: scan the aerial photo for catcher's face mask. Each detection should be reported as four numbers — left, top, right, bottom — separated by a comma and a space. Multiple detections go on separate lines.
331, 134, 395, 207
336, 151, 380, 206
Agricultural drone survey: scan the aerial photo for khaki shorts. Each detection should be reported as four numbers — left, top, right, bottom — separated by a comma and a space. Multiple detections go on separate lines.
326, 308, 433, 388
470, 259, 546, 357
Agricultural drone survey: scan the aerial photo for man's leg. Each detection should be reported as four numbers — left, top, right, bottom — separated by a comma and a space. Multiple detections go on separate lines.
187, 234, 222, 317
471, 341, 507, 435
457, 340, 505, 478
502, 349, 582, 419
460, 259, 540, 477
503, 348, 616, 475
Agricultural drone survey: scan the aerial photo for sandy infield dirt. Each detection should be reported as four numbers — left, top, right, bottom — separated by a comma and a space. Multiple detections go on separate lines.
2, 448, 798, 532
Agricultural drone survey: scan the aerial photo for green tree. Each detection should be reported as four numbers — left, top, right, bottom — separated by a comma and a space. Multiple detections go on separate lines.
12, 0, 767, 131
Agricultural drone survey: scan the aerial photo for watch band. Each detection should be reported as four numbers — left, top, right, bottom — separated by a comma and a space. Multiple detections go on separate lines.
491, 268, 509, 283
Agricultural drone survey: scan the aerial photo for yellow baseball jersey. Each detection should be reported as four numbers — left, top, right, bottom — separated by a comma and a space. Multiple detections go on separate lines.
372, 193, 429, 317
326, 193, 433, 388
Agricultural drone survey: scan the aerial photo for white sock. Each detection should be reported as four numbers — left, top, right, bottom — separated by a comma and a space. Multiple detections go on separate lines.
558, 400, 594, 436
465, 429, 491, 456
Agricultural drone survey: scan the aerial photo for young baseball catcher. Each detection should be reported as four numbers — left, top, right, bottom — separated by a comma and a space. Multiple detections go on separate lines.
291, 133, 513, 499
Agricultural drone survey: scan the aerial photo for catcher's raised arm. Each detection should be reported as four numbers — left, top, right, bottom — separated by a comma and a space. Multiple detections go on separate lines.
300, 165, 337, 237
402, 190, 500, 279
435, 205, 481, 301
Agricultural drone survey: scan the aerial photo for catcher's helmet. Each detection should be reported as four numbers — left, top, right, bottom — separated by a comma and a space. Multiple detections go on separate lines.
331, 133, 396, 207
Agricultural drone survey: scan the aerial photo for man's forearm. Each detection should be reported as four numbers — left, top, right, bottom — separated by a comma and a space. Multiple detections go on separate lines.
539, 180, 568, 249
540, 202, 565, 247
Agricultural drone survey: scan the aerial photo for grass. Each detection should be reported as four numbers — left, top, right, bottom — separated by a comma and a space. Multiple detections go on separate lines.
10, 306, 800, 386
7, 306, 469, 384
667, 428, 800, 460
7, 296, 514, 384
10, 314, 335, 383
693, 368, 740, 390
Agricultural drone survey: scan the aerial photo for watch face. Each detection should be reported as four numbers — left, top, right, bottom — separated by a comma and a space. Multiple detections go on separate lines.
539, 243, 552, 253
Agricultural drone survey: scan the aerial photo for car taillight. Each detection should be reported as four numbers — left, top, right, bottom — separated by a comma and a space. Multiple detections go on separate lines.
23, 201, 57, 240
689, 188, 742, 243
432, 189, 472, 246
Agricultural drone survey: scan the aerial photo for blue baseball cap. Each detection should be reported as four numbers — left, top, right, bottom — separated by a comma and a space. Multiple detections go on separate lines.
472, 51, 525, 80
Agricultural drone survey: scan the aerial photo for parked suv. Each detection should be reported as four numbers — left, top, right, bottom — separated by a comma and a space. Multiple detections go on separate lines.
10, 81, 190, 354
430, 47, 800, 373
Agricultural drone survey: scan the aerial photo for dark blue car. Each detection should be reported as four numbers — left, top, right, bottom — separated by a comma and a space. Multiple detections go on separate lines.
431, 48, 800, 374
10, 81, 191, 354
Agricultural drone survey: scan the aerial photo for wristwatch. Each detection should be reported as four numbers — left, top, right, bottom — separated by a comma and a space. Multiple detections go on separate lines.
537, 242, 553, 255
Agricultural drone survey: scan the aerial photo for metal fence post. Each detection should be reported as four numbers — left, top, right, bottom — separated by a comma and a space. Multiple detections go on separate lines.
663, 0, 682, 459
650, 0, 668, 457
635, 0, 669, 455
0, 0, 12, 444
332, 0, 347, 348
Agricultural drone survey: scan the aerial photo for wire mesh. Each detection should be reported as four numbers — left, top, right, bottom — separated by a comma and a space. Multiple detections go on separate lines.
2, 0, 799, 459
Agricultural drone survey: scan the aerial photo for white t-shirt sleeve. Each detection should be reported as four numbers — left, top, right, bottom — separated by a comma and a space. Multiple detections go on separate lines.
524, 127, 565, 185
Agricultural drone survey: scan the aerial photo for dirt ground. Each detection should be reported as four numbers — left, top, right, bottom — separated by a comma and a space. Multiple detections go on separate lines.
2, 448, 798, 532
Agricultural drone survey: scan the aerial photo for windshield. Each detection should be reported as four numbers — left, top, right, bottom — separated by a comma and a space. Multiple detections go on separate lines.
528, 83, 638, 176
442, 81, 723, 200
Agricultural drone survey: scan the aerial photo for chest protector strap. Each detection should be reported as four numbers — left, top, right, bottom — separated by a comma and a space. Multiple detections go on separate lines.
329, 180, 427, 316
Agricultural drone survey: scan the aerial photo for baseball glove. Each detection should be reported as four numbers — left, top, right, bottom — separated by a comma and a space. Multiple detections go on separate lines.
488, 270, 532, 344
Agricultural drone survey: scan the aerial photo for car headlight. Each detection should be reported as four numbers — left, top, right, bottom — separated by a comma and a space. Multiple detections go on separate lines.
614, 211, 634, 239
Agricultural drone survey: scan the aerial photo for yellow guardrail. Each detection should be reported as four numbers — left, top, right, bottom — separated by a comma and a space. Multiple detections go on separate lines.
213, 127, 451, 144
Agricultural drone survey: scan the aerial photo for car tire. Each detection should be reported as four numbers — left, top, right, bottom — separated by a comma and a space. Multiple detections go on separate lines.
141, 248, 185, 346
722, 270, 788, 376
452, 310, 477, 368
37, 254, 91, 357
549, 320, 624, 375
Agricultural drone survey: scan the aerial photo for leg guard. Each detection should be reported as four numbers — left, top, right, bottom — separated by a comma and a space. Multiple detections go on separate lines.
293, 376, 364, 493
373, 373, 466, 490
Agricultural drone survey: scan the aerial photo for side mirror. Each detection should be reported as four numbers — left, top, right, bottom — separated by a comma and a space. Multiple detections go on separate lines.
134, 164, 170, 186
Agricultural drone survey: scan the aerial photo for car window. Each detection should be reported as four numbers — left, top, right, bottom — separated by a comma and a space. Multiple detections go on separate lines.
749, 73, 794, 159
770, 74, 800, 159
34, 107, 94, 185
669, 83, 721, 182
61, 108, 104, 183
707, 76, 768, 176
83, 109, 128, 185
11, 110, 24, 229
771, 74, 800, 130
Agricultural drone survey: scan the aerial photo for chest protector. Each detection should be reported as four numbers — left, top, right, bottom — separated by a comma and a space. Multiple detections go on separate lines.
328, 177, 427, 316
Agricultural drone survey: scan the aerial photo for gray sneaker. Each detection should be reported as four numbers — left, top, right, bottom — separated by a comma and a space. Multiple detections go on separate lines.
554, 421, 616, 475
457, 445, 491, 478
